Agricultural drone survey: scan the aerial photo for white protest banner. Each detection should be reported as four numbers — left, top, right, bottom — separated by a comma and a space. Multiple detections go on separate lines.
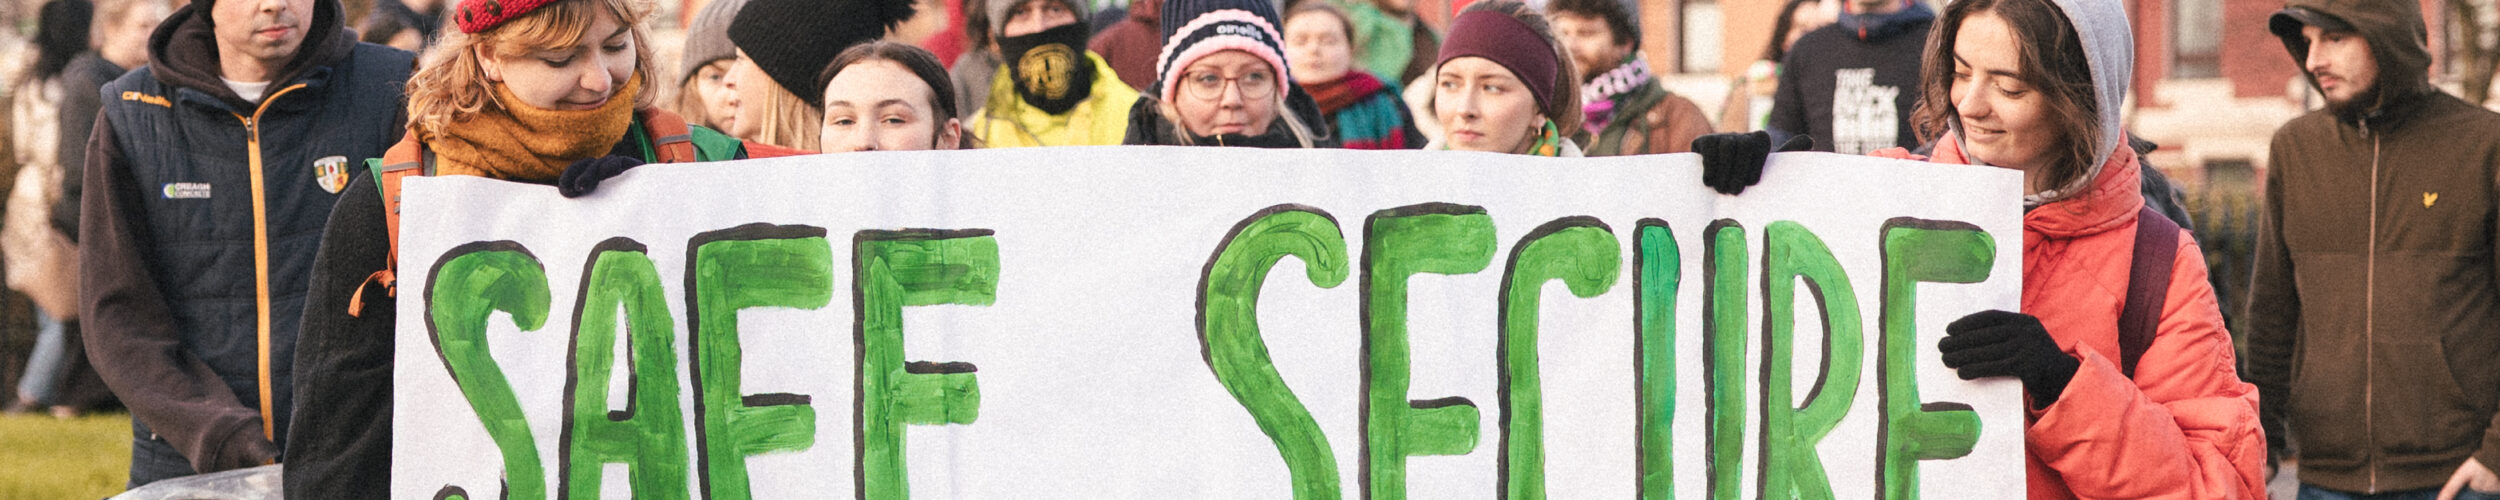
390, 147, 2025, 499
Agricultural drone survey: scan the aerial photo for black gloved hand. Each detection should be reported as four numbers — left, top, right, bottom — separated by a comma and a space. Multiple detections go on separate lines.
1692, 131, 1812, 196
1939, 309, 2080, 408
558, 155, 647, 198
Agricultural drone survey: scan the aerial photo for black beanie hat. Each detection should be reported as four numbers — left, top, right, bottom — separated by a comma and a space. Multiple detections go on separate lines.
729, 0, 916, 106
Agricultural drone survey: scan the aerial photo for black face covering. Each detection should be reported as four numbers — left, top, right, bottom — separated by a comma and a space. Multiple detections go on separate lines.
998, 22, 1096, 115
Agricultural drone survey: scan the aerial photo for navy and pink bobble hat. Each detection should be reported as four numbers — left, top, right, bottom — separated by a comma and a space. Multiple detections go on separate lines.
1153, 0, 1291, 104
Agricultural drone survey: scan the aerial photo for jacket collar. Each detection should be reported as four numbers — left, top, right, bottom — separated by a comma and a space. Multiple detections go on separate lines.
146, 0, 354, 112
1932, 132, 2144, 240
2343, 85, 2437, 133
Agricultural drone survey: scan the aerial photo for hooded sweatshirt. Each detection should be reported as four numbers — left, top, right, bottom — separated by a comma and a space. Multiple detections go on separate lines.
79, 0, 412, 479
1873, 0, 2268, 496
2245, 0, 2500, 494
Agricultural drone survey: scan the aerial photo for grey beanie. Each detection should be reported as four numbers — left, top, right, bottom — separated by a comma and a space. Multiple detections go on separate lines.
987, 0, 1090, 36
680, 0, 752, 86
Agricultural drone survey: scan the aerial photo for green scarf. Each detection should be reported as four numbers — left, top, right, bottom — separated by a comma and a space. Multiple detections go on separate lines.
1520, 118, 1565, 157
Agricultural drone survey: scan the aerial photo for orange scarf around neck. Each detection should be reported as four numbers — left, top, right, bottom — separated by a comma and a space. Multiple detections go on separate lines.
430, 76, 642, 181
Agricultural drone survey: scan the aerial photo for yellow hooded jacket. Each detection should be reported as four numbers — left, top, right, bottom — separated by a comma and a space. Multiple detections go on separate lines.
970, 51, 1140, 148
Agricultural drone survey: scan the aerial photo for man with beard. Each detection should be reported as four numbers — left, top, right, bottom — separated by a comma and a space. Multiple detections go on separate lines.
2245, 1, 2500, 499
78, 0, 410, 488
1545, 0, 1710, 156
967, 0, 1140, 147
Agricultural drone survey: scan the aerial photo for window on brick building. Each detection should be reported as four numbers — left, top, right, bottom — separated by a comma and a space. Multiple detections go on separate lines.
2172, 0, 2221, 78
1681, 0, 1721, 73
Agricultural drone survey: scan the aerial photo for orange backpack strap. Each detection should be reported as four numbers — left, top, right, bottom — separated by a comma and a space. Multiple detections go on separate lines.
640, 108, 699, 164
349, 112, 691, 317
349, 132, 429, 317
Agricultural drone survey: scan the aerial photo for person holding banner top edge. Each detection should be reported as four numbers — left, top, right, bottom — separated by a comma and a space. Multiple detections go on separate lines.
1424, 0, 1581, 157
283, 0, 751, 494
816, 41, 967, 152
1695, 0, 2268, 496
1121, 0, 1331, 148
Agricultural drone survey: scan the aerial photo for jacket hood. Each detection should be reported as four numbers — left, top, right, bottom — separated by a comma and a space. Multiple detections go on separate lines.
1949, 0, 2130, 203
2269, 0, 2436, 124
1128, 0, 1160, 25
147, 0, 355, 110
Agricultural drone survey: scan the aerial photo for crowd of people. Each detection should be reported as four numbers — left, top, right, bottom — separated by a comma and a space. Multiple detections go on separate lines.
0, 0, 2495, 497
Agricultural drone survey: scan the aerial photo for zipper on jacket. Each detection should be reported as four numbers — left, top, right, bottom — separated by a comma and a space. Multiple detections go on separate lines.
2365, 120, 2382, 493
231, 82, 308, 442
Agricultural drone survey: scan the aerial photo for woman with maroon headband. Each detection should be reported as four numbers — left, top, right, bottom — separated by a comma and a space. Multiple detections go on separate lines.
1424, 0, 1580, 156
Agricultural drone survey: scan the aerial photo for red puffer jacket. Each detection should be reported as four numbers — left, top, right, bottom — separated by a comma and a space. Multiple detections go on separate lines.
1878, 134, 2269, 499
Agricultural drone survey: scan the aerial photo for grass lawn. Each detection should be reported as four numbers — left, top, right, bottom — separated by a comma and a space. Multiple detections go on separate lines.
0, 412, 129, 499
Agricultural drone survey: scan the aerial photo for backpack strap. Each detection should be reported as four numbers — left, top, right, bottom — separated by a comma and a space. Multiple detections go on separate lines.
348, 113, 699, 317
2119, 205, 2182, 378
349, 131, 430, 317
639, 108, 699, 163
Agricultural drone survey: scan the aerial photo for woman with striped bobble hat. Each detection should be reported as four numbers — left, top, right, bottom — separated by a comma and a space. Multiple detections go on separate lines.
1121, 0, 1333, 148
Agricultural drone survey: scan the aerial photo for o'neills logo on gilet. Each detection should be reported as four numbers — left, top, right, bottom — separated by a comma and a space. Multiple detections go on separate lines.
120, 91, 169, 107
314, 156, 351, 194
162, 182, 211, 199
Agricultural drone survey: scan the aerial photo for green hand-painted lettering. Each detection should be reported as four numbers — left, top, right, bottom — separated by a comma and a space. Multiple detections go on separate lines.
427, 243, 552, 500
1361, 204, 1491, 500
1877, 219, 1993, 499
561, 241, 690, 499
1498, 219, 1619, 500
1704, 221, 1746, 500
1634, 221, 1678, 500
1199, 206, 1349, 500
689, 225, 833, 500
1758, 221, 1862, 500
857, 230, 997, 500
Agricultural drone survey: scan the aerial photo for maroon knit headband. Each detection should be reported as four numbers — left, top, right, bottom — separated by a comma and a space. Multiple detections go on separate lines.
1436, 9, 1559, 110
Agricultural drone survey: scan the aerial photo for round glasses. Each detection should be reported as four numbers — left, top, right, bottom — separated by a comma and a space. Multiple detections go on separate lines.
1181, 69, 1277, 101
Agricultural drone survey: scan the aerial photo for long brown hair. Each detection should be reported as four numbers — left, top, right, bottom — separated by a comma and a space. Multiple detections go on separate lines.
404, 0, 660, 141
1911, 0, 2098, 193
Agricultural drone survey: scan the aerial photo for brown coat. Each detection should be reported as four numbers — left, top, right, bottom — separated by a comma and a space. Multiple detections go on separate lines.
2245, 0, 2500, 491
1575, 80, 1713, 157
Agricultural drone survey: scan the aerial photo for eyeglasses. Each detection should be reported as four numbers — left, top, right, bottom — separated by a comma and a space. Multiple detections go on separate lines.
1182, 69, 1276, 101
